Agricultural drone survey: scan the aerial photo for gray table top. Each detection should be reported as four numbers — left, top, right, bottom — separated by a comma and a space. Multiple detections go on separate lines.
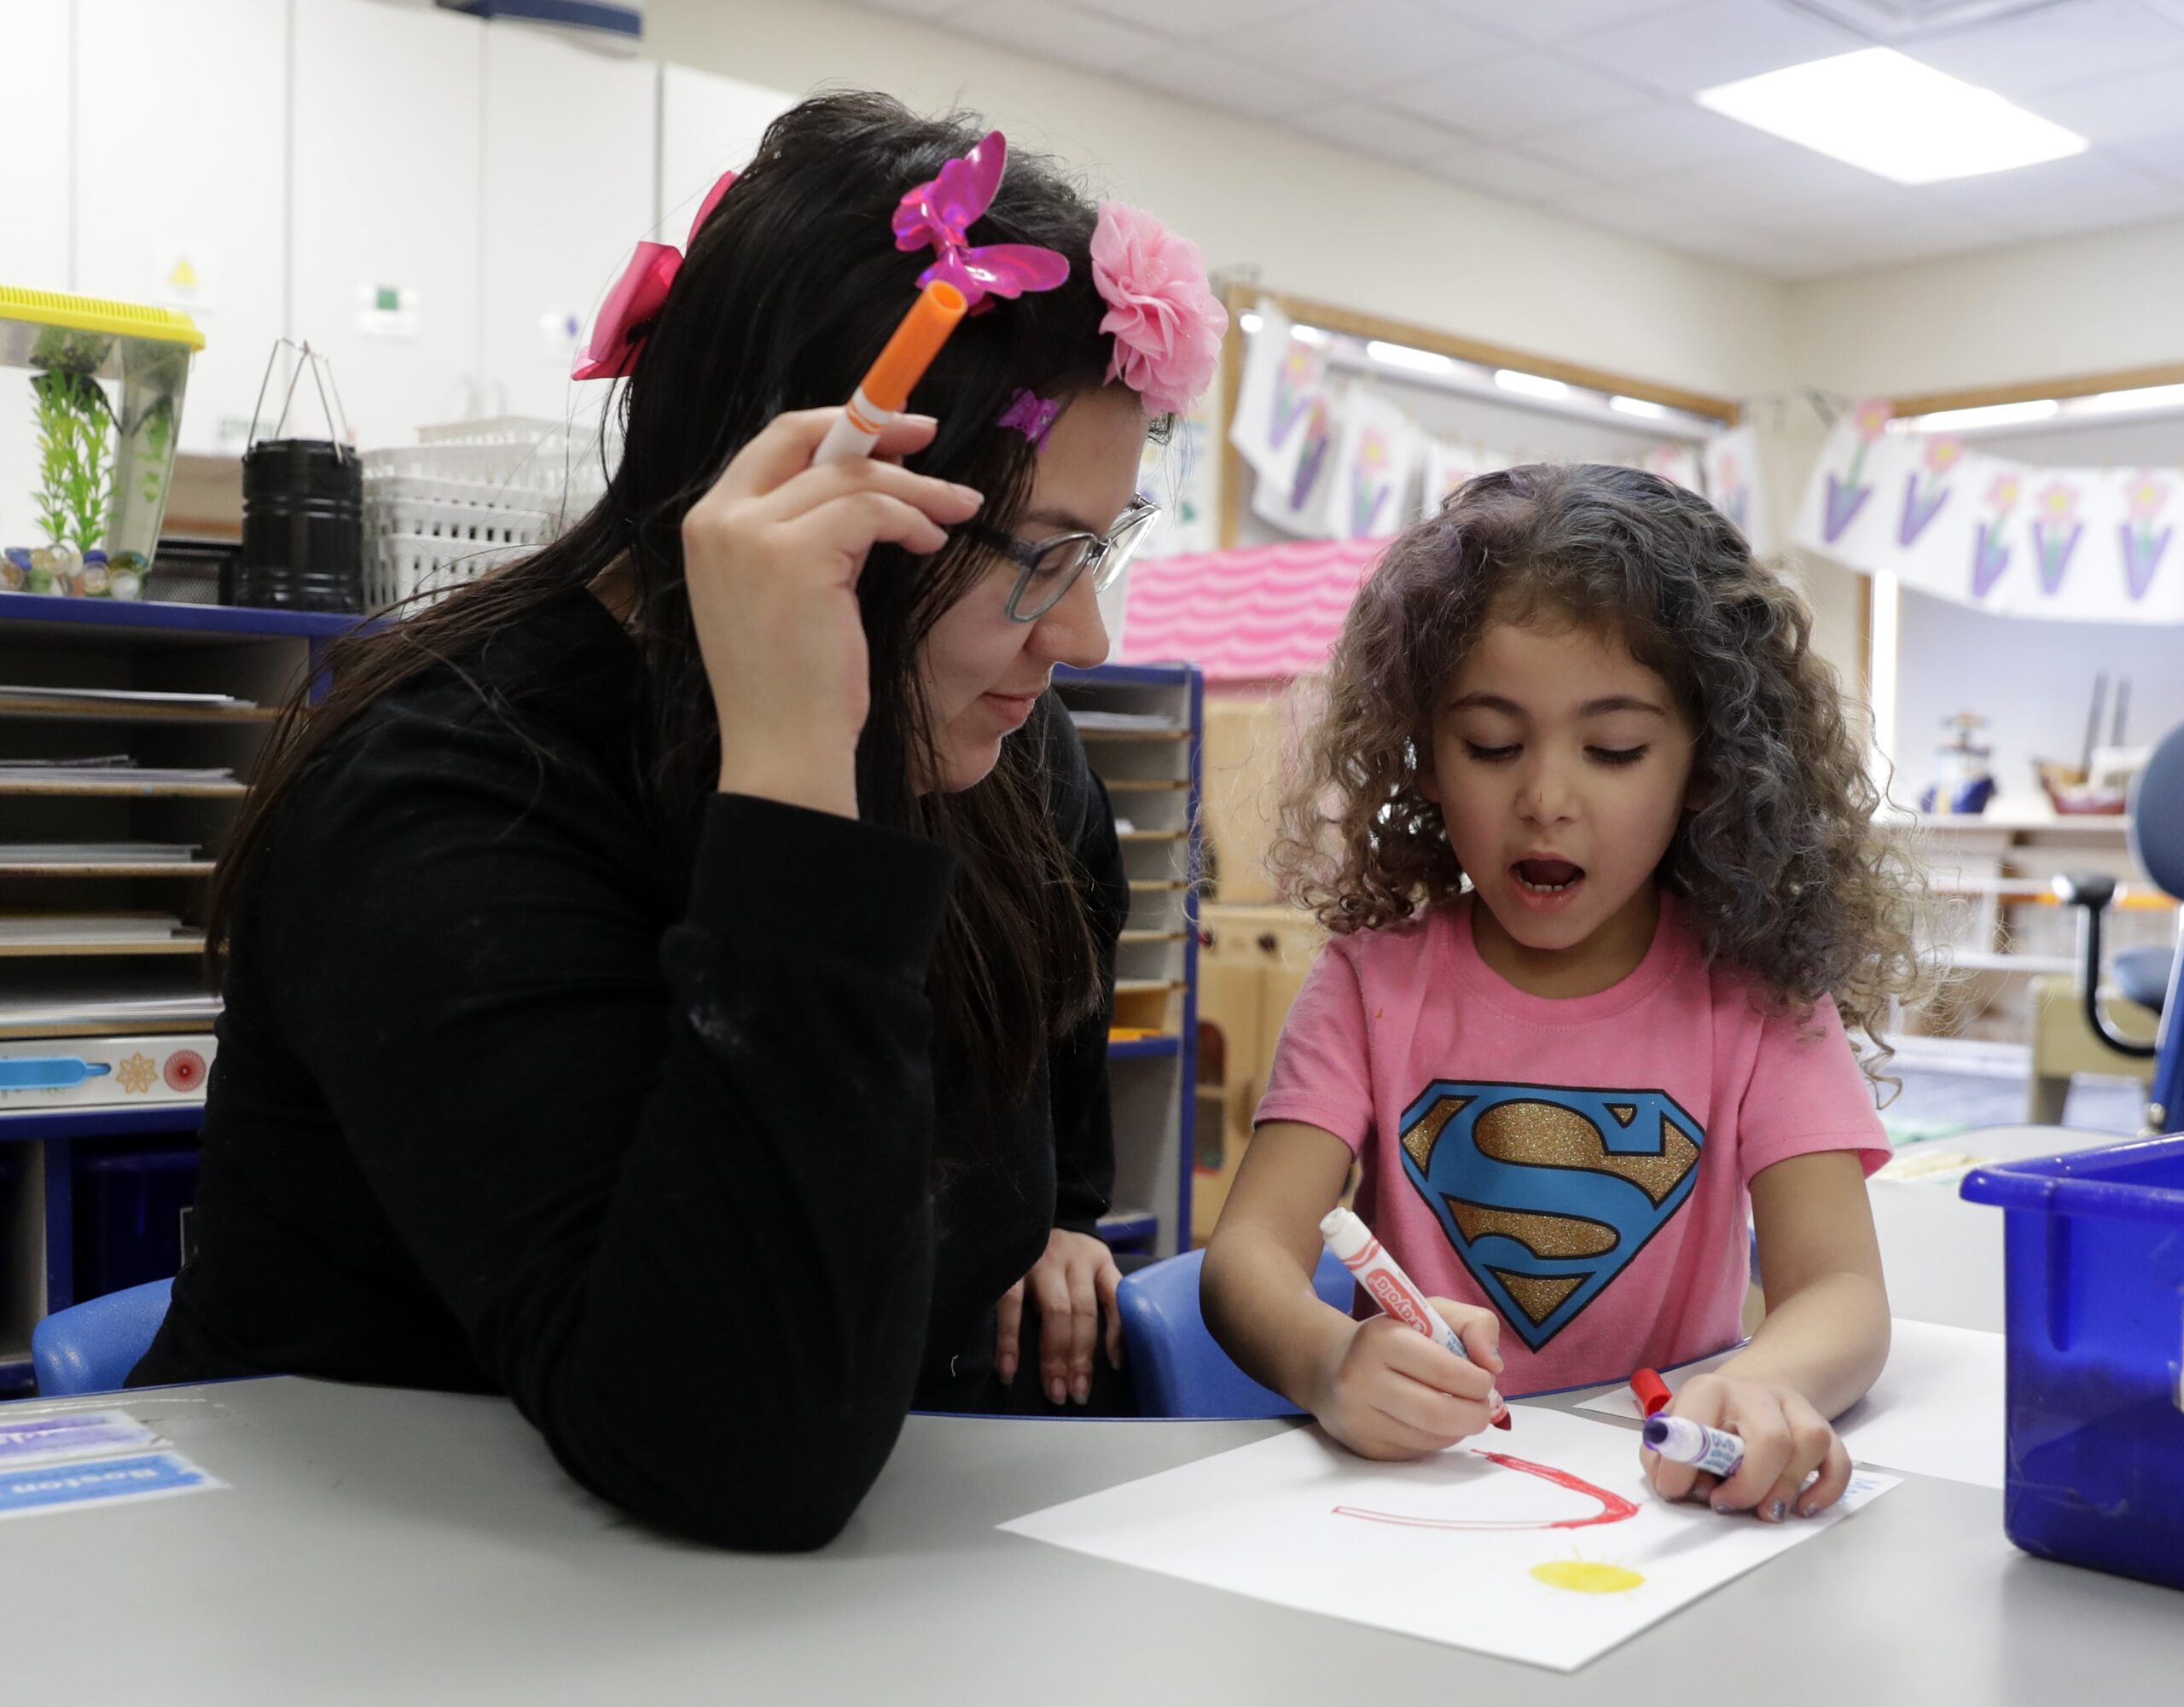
3, 1369, 2176, 1706
7, 1120, 2171, 1703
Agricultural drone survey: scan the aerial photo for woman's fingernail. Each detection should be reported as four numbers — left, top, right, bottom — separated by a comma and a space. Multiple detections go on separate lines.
904, 413, 939, 427
1711, 1499, 1733, 1514
1072, 1379, 1090, 1404
1048, 1379, 1066, 1406
1487, 1389, 1504, 1412
951, 484, 984, 503
1766, 1500, 1787, 1523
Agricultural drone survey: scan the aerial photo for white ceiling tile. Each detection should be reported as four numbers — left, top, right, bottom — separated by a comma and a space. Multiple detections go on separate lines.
1420, 136, 1600, 201
1559, 0, 1867, 96
1075, 0, 1314, 38
943, 0, 1167, 72
1542, 183, 1841, 275
2111, 125, 2184, 185
1520, 99, 1778, 181
1227, 1, 1508, 94
1287, 97, 1470, 163
848, 0, 971, 16
1124, 44, 1326, 118
1387, 48, 1653, 139
1421, 0, 1693, 46
1906, 1, 2184, 102
1927, 149, 2184, 235
1645, 134, 1893, 218
2033, 59, 2184, 143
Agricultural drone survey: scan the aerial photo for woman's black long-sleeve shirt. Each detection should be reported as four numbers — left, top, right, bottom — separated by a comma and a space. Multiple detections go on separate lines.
131, 589, 1128, 1548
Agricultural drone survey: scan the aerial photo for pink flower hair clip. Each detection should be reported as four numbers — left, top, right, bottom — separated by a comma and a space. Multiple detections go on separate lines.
573, 168, 739, 380
1090, 201, 1228, 417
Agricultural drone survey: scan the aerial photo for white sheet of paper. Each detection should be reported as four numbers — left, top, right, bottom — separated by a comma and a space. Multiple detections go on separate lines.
1572, 1319, 2005, 1489
1000, 1408, 1896, 1673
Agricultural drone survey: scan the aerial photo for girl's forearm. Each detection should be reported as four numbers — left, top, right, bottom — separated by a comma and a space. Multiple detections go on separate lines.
1201, 1225, 1353, 1407
1719, 1270, 1891, 1420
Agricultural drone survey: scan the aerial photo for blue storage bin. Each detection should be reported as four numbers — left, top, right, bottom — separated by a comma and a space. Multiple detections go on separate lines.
1960, 1134, 2184, 1590
72, 1140, 200, 1301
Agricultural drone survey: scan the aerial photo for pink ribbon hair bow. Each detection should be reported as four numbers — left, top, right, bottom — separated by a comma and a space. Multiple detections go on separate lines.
892, 131, 1069, 313
572, 168, 740, 381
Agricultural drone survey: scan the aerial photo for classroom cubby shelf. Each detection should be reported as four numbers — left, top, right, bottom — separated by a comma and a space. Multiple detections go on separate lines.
1057, 661, 1203, 1259
0, 591, 349, 1396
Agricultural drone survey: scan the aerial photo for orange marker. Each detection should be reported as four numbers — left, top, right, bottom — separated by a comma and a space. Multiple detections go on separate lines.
812, 280, 969, 465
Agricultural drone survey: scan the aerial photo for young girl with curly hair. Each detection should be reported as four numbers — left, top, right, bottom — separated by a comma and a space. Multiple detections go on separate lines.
1203, 462, 1928, 1526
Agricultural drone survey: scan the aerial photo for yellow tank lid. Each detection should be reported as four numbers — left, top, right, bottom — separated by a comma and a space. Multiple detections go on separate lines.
0, 286, 205, 351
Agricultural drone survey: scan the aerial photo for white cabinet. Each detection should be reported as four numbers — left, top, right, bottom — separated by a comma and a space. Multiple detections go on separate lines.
480, 26, 655, 424
0, 0, 76, 553
0, 0, 71, 283
73, 0, 288, 456
291, 0, 483, 449
657, 65, 796, 240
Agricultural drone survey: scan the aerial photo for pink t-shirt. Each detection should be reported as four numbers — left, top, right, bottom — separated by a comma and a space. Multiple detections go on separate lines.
1255, 893, 1887, 1396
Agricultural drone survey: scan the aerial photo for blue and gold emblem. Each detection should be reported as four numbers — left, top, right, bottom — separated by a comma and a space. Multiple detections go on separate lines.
1397, 1081, 1706, 1350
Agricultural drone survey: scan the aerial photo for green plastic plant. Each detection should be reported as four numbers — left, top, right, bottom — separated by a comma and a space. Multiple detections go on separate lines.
30, 363, 117, 556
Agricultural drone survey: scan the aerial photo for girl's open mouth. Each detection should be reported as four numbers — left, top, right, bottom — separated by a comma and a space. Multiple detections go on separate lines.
1510, 857, 1585, 911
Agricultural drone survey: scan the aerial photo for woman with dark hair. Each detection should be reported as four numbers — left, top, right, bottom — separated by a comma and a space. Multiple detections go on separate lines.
129, 93, 1228, 1551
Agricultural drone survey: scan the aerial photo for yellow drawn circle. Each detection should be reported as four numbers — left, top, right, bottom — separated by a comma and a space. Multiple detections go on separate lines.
1530, 1560, 1645, 1595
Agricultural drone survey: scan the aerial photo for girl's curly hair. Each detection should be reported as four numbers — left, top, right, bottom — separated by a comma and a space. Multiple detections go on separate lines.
1271, 462, 1933, 1084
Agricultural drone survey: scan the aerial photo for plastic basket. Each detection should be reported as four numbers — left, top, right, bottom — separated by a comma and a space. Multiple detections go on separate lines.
1960, 1132, 2184, 1589
359, 415, 606, 612
362, 531, 533, 613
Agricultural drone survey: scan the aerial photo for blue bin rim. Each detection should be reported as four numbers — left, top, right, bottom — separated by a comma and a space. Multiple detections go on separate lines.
1960, 1131, 2184, 1225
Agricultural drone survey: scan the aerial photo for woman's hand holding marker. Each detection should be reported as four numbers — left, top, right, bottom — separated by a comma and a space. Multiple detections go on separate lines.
1641, 1369, 1852, 1522
682, 409, 984, 820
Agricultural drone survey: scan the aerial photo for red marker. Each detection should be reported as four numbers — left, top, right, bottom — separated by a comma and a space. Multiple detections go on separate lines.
1632, 1367, 1673, 1419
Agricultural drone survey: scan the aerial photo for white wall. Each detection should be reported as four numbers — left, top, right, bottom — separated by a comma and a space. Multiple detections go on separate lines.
1789, 217, 2184, 400
644, 0, 1793, 404
642, 0, 1886, 678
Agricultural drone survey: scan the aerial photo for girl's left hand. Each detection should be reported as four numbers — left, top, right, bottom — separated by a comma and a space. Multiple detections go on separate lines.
996, 1229, 1124, 1405
1643, 1370, 1852, 1522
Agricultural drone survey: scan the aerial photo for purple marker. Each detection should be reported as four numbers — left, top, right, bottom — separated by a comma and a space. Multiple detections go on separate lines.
1643, 1414, 1745, 1478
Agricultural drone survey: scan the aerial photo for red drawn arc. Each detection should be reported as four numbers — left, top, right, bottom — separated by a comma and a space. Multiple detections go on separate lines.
1333, 1449, 1641, 1531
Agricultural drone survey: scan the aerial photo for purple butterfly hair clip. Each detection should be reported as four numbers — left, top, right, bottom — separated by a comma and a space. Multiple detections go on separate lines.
997, 388, 1061, 448
892, 131, 1071, 313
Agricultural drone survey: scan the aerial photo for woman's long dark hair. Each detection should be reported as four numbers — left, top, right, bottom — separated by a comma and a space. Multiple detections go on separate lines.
209, 92, 1120, 1102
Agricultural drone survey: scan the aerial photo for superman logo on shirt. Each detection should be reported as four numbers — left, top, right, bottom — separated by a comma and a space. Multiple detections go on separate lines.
1395, 1081, 1706, 1351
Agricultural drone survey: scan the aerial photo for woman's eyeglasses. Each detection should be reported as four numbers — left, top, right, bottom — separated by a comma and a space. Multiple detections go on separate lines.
968, 496, 1162, 622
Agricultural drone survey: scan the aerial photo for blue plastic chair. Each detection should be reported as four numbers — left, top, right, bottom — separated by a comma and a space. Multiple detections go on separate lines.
1118, 1245, 1353, 1418
2053, 721, 2184, 1130
31, 1278, 172, 1396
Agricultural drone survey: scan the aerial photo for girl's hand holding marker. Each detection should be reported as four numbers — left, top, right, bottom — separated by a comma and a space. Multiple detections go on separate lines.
1634, 1366, 1854, 1523
1312, 1209, 1512, 1460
